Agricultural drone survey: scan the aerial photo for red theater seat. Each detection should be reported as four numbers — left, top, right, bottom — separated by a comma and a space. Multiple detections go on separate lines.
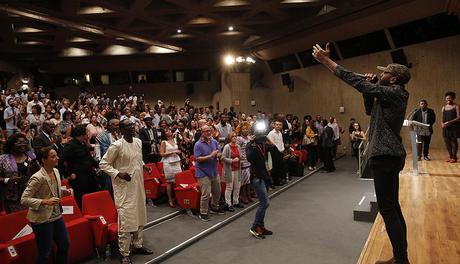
143, 163, 162, 199
0, 210, 37, 264
82, 191, 118, 244
60, 196, 96, 263
174, 170, 200, 210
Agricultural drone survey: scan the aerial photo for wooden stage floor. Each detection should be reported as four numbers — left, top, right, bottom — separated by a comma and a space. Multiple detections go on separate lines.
357, 149, 460, 264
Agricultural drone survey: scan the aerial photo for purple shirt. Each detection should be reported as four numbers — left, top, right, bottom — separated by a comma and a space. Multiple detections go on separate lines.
193, 138, 220, 177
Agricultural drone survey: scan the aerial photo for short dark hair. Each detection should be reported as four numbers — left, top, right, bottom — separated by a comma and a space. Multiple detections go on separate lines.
71, 124, 87, 137
445, 91, 456, 99
36, 146, 55, 165
3, 133, 28, 154
420, 99, 427, 104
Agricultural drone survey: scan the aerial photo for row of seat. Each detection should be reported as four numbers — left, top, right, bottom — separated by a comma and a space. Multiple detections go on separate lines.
0, 191, 117, 264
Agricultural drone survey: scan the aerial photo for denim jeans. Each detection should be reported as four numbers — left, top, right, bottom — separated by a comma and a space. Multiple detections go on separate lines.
369, 156, 408, 262
251, 178, 269, 229
31, 218, 70, 264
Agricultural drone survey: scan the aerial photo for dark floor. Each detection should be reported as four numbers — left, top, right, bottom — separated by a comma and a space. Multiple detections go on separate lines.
84, 155, 373, 264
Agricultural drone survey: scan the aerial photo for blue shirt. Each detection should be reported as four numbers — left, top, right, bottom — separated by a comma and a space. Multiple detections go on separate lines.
193, 138, 220, 177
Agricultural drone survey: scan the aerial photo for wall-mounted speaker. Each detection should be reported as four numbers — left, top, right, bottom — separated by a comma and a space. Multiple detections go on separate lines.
390, 49, 411, 68
186, 83, 194, 95
281, 73, 291, 86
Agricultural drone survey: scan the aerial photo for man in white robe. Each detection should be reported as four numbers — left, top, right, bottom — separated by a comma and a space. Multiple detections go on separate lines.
100, 119, 153, 264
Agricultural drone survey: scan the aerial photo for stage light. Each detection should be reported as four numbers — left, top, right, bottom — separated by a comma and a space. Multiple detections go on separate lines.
224, 55, 235, 65
228, 26, 234, 31
177, 29, 182, 33
236, 56, 244, 63
246, 56, 255, 63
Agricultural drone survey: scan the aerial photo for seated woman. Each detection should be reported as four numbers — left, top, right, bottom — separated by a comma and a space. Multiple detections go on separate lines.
0, 133, 36, 213
21, 146, 72, 264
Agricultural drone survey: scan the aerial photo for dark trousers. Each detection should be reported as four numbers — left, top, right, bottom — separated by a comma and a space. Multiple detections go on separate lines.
251, 178, 269, 229
270, 149, 286, 185
368, 156, 408, 262
416, 135, 431, 158
306, 145, 318, 167
443, 136, 458, 160
321, 147, 335, 172
31, 218, 70, 264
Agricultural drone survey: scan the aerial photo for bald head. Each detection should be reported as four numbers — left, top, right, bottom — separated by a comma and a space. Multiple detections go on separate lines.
197, 119, 207, 128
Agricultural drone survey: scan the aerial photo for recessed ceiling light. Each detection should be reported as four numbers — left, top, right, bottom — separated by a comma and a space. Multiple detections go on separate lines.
214, 0, 249, 7
228, 26, 234, 31
281, 0, 320, 3
15, 27, 44, 33
61, 47, 93, 57
68, 37, 91, 42
78, 6, 114, 14
188, 17, 216, 25
145, 46, 178, 54
177, 29, 182, 34
19, 41, 43, 45
102, 45, 137, 55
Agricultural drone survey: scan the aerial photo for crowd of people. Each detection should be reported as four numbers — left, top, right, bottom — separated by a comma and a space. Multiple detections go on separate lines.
0, 85, 357, 263
0, 80, 457, 263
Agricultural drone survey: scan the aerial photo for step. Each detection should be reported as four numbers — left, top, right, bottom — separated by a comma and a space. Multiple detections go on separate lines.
353, 192, 378, 222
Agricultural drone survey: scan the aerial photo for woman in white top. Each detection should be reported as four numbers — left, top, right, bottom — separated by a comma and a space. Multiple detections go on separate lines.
160, 127, 182, 208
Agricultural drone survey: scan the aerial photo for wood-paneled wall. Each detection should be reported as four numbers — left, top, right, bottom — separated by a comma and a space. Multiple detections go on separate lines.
263, 34, 460, 149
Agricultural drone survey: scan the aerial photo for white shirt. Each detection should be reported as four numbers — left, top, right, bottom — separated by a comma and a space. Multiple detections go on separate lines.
267, 129, 285, 152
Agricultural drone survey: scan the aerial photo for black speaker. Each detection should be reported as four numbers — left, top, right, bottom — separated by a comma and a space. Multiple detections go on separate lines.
391, 49, 411, 67
186, 83, 194, 95
281, 73, 291, 86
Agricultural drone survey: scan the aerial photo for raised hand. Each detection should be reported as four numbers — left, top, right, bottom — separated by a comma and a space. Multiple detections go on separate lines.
312, 43, 331, 62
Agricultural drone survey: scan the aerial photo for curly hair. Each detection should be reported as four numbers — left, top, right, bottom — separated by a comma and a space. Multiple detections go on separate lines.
3, 133, 29, 154
235, 121, 251, 136
445, 91, 456, 99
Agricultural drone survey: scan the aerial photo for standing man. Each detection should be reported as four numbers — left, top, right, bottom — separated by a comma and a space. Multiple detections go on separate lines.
99, 120, 153, 264
215, 113, 232, 148
313, 43, 411, 264
96, 118, 120, 196
411, 100, 436, 161
32, 120, 59, 153
246, 134, 273, 239
267, 119, 287, 185
193, 125, 224, 221
4, 98, 20, 137
138, 116, 160, 163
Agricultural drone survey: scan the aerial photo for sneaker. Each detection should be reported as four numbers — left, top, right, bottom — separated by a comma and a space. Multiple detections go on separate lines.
226, 206, 235, 212
249, 227, 265, 239
423, 156, 431, 161
308, 166, 313, 171
199, 214, 210, 222
210, 208, 225, 215
234, 203, 244, 208
261, 227, 273, 235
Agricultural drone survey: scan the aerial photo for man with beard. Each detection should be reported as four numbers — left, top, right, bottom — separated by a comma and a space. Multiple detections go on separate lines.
313, 43, 411, 264
99, 119, 153, 264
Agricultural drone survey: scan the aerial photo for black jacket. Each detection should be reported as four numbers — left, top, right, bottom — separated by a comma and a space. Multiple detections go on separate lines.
411, 108, 436, 134
31, 131, 62, 153
246, 141, 269, 181
138, 126, 160, 162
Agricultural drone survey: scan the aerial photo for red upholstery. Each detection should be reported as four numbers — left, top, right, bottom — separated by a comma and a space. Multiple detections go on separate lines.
60, 196, 96, 263
61, 179, 70, 189
0, 210, 37, 264
143, 163, 161, 199
82, 191, 118, 244
174, 170, 200, 209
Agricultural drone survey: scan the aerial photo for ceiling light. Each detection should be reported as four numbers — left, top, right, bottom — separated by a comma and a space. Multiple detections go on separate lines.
281, 0, 320, 3
214, 0, 249, 7
188, 17, 216, 25
236, 56, 244, 63
102, 45, 137, 55
246, 57, 255, 64
177, 29, 182, 34
15, 27, 43, 33
19, 41, 43, 45
228, 26, 234, 31
61, 47, 92, 57
78, 6, 114, 14
68, 37, 91, 42
145, 46, 178, 54
224, 55, 235, 65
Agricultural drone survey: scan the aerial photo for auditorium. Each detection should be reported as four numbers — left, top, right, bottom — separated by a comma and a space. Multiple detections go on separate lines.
0, 0, 459, 263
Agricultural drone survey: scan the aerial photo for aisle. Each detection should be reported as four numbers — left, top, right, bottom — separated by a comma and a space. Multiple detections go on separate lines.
161, 156, 373, 264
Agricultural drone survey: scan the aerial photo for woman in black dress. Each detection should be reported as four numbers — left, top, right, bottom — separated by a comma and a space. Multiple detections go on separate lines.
441, 91, 460, 163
